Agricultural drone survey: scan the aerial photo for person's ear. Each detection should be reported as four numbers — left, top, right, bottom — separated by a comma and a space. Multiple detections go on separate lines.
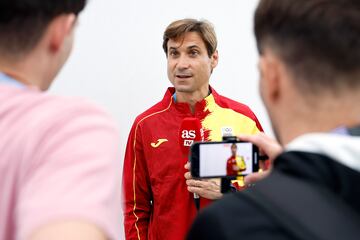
48, 14, 76, 53
210, 50, 219, 71
259, 52, 282, 104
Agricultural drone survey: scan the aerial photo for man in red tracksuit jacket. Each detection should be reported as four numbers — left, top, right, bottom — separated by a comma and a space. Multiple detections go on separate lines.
226, 143, 247, 176
122, 18, 263, 240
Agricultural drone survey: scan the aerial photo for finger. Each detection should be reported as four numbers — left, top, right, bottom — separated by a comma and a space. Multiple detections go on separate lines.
244, 171, 270, 185
187, 180, 220, 193
259, 160, 269, 171
184, 171, 192, 180
187, 186, 223, 200
187, 179, 212, 189
187, 186, 203, 194
184, 162, 190, 170
186, 179, 204, 188
238, 133, 270, 149
204, 178, 221, 186
238, 133, 283, 161
187, 185, 212, 195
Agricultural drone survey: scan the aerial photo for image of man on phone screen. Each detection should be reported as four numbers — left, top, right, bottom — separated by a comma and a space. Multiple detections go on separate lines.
226, 143, 246, 176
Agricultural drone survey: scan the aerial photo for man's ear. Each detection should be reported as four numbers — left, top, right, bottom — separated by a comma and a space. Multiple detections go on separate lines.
48, 14, 76, 53
259, 52, 282, 104
210, 50, 219, 70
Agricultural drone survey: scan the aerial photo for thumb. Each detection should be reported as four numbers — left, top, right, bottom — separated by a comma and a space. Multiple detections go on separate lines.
244, 171, 270, 185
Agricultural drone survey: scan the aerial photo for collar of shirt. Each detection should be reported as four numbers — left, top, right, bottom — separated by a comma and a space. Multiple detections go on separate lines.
172, 88, 212, 103
0, 72, 25, 88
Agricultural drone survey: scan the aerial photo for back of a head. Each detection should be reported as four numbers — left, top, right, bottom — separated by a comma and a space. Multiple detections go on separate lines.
254, 0, 360, 96
0, 0, 86, 59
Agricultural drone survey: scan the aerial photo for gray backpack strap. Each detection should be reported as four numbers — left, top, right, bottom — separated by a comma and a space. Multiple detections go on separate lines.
239, 171, 360, 240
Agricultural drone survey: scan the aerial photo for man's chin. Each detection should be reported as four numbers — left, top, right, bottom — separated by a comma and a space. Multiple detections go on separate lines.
174, 86, 194, 93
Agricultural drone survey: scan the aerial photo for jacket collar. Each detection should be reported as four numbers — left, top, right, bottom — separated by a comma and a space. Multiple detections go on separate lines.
285, 127, 360, 172
275, 126, 360, 212
163, 86, 218, 116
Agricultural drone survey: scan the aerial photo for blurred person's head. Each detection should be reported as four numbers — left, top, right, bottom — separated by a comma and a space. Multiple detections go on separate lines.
163, 19, 219, 100
255, 0, 360, 144
231, 143, 237, 156
0, 0, 87, 90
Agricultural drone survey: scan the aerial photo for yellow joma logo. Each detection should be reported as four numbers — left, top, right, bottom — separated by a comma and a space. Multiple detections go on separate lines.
151, 138, 168, 148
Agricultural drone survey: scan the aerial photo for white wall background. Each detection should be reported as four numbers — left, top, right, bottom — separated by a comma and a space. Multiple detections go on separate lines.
50, 0, 272, 238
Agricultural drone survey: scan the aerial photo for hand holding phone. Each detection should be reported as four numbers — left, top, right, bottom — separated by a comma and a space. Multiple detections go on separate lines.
238, 133, 283, 185
184, 162, 223, 200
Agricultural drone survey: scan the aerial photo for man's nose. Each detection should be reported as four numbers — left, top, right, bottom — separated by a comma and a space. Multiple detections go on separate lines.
176, 55, 190, 70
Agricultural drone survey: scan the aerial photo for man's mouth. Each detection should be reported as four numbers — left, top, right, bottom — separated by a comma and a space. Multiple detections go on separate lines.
176, 74, 192, 79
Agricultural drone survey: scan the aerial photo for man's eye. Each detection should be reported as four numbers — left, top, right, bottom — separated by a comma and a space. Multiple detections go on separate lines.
190, 50, 199, 56
169, 51, 178, 57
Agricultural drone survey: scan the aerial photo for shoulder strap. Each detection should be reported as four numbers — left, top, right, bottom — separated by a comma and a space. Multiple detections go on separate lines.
239, 171, 360, 240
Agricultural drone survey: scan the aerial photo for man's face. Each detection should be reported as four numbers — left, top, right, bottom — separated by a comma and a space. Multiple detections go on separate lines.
231, 145, 237, 156
167, 32, 218, 94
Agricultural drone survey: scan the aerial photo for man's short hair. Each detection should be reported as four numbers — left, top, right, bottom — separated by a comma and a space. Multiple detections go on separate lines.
254, 0, 360, 94
162, 18, 217, 58
0, 0, 86, 58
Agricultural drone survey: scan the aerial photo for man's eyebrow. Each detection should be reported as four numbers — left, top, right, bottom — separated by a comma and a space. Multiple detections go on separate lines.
188, 45, 200, 50
168, 45, 200, 51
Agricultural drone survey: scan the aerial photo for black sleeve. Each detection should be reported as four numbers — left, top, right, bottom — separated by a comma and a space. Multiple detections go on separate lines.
187, 191, 293, 240
187, 207, 227, 240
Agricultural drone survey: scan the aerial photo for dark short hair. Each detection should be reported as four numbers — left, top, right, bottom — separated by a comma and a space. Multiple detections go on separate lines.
255, 0, 360, 94
0, 0, 86, 57
162, 18, 217, 58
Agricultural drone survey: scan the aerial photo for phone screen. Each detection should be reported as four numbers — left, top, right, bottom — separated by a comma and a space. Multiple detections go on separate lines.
190, 141, 258, 178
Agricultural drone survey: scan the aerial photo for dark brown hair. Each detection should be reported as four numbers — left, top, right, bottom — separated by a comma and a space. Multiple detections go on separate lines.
162, 18, 217, 58
255, 0, 360, 93
0, 0, 86, 57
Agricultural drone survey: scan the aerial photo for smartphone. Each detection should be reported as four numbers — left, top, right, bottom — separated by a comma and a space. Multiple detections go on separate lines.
190, 141, 259, 178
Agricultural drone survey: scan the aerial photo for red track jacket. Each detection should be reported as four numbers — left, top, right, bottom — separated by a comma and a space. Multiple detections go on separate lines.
123, 87, 263, 240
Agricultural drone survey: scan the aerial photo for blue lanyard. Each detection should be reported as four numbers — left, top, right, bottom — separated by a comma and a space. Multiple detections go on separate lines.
0, 72, 25, 88
173, 93, 177, 102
